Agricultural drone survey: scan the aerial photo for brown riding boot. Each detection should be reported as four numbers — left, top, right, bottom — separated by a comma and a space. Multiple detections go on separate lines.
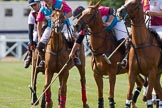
37, 42, 46, 68
24, 50, 32, 68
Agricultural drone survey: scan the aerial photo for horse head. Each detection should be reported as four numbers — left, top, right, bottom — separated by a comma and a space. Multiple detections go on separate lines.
117, 0, 144, 23
51, 6, 65, 33
49, 6, 65, 51
74, 0, 103, 32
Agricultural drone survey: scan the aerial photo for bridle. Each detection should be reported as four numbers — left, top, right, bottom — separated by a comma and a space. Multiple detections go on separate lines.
51, 10, 64, 33
122, 0, 146, 27
47, 9, 66, 55
76, 6, 99, 33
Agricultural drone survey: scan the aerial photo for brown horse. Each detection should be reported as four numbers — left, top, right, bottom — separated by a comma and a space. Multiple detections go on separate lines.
74, 1, 144, 108
117, 0, 162, 107
43, 8, 88, 108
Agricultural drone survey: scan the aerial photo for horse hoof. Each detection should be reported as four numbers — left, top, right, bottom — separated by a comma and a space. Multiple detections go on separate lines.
46, 101, 53, 108
142, 96, 147, 102
31, 93, 39, 105
83, 103, 89, 108
31, 101, 39, 106
132, 103, 137, 108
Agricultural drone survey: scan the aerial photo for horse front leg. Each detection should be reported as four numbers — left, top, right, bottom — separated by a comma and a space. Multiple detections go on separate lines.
125, 70, 136, 108
59, 70, 69, 108
132, 75, 144, 108
146, 69, 156, 108
76, 65, 88, 108
94, 73, 104, 108
108, 72, 116, 108
44, 69, 53, 108
153, 73, 162, 108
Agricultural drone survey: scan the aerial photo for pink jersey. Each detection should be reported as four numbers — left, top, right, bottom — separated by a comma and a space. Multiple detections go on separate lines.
98, 6, 110, 17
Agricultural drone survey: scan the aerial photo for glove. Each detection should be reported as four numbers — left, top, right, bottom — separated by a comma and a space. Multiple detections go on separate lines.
28, 41, 36, 51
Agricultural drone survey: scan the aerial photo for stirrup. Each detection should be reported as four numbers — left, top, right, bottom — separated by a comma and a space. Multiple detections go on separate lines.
38, 60, 45, 68
117, 59, 127, 69
74, 57, 81, 65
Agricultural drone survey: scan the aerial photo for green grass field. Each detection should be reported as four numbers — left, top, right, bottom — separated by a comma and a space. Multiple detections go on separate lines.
0, 57, 159, 108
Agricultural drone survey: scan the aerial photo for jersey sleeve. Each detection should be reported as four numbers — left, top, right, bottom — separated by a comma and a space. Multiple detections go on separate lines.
62, 1, 72, 13
98, 6, 109, 17
28, 11, 35, 24
36, 10, 45, 22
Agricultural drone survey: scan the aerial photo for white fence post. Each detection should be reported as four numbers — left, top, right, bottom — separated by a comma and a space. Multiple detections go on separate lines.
17, 41, 23, 60
0, 35, 28, 61
0, 35, 6, 59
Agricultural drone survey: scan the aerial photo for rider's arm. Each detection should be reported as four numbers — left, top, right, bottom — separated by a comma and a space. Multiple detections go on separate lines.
64, 11, 72, 19
100, 7, 115, 26
104, 15, 114, 26
28, 24, 34, 44
37, 22, 43, 41
145, 2, 162, 18
28, 11, 35, 44
146, 11, 162, 18
62, 1, 72, 19
36, 12, 45, 41
69, 30, 85, 58
69, 42, 81, 58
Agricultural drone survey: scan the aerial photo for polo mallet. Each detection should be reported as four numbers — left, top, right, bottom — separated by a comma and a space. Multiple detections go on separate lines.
102, 38, 127, 64
31, 58, 71, 108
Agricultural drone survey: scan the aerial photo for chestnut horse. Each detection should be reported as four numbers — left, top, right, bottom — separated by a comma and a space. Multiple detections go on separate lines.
43, 8, 88, 108
117, 0, 162, 107
74, 1, 144, 108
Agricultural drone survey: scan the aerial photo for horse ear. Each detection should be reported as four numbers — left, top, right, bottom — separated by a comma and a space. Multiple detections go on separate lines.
89, 0, 94, 6
95, 0, 101, 8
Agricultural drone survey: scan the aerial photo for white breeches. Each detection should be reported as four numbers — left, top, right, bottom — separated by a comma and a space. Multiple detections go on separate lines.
33, 31, 38, 42
40, 25, 74, 44
102, 16, 127, 41
40, 27, 51, 44
114, 20, 127, 41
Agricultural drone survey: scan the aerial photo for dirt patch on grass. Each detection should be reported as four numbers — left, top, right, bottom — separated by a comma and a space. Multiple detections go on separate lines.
0, 56, 20, 62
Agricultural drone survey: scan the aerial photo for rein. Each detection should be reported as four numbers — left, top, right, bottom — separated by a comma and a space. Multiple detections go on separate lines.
48, 10, 69, 55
